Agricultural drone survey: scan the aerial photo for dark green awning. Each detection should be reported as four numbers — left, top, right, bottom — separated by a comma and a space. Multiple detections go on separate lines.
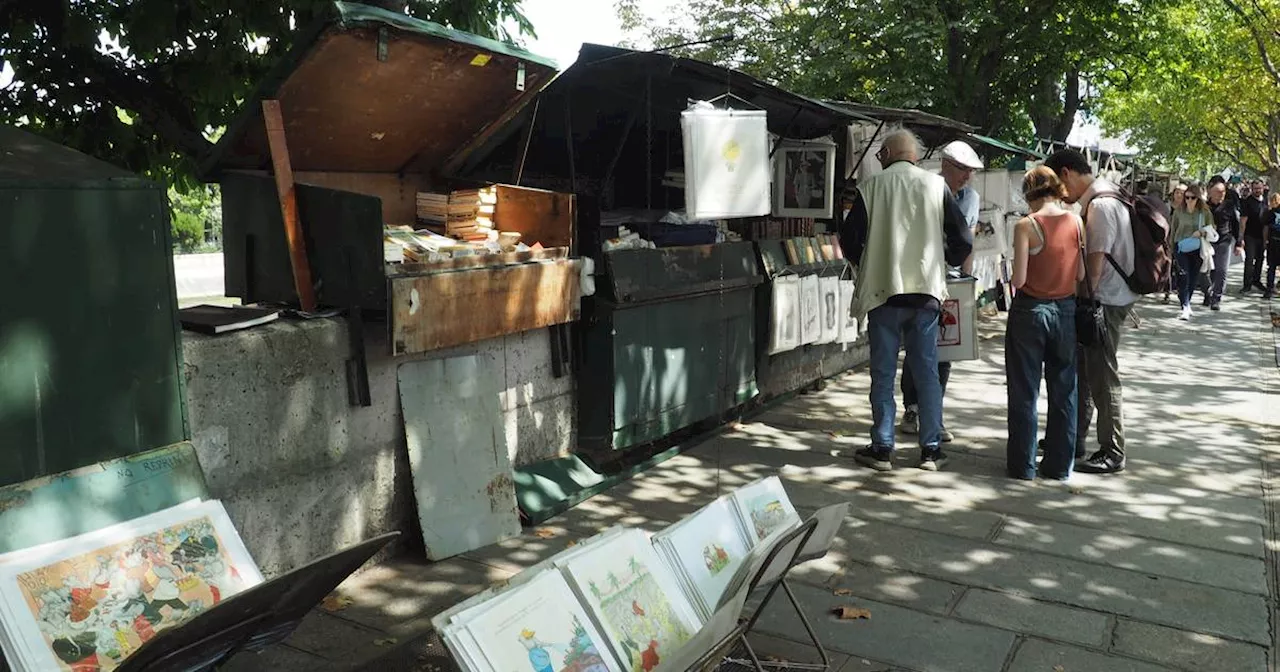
969, 133, 1045, 159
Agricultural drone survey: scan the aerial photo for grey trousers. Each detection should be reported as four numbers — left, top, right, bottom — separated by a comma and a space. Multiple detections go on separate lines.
1077, 303, 1132, 458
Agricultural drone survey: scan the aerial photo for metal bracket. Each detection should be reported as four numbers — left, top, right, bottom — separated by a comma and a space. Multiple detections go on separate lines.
377, 26, 389, 62
516, 62, 526, 92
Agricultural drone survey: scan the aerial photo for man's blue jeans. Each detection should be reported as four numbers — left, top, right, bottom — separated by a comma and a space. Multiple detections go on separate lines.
867, 303, 942, 450
1005, 295, 1077, 480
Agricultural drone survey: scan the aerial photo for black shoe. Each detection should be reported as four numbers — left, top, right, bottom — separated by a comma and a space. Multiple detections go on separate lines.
1211, 302, 1222, 311
854, 446, 893, 471
1075, 450, 1125, 474
1202, 295, 1212, 307
1265, 292, 1275, 300
918, 447, 948, 471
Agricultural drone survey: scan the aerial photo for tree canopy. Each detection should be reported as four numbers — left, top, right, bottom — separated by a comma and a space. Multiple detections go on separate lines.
616, 0, 1170, 147
0, 0, 533, 188
1098, 0, 1280, 178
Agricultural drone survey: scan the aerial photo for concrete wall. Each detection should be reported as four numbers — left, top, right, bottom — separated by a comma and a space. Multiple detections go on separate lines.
182, 318, 573, 577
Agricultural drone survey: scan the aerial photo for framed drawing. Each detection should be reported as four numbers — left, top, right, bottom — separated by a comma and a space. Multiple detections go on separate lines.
728, 477, 800, 544
768, 275, 800, 355
838, 278, 859, 345
681, 107, 771, 219
817, 276, 840, 345
773, 139, 837, 219
799, 275, 821, 345
651, 498, 753, 619
938, 277, 978, 362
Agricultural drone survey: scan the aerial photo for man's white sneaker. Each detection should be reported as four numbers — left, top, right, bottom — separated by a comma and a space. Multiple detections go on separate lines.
1179, 306, 1192, 321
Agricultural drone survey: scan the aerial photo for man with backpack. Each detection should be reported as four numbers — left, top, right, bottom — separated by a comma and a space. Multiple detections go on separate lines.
1045, 149, 1161, 474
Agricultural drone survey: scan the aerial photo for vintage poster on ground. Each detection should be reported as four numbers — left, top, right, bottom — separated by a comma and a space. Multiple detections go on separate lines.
729, 477, 801, 544
0, 500, 260, 672
768, 275, 800, 355
462, 569, 622, 672
559, 530, 701, 672
799, 275, 821, 345
652, 498, 752, 618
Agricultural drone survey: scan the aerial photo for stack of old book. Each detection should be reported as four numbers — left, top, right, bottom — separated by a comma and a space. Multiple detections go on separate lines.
447, 187, 498, 242
416, 191, 449, 226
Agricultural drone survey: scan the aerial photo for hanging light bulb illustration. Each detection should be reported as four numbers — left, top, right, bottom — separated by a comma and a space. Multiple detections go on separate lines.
722, 138, 742, 173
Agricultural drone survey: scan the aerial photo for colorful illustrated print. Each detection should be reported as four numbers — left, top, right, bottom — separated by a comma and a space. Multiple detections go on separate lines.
15, 516, 249, 671
702, 544, 731, 575
516, 617, 610, 672
747, 496, 790, 540
582, 555, 693, 672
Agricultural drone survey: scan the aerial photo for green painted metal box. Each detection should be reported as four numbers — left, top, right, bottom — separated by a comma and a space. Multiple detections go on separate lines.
0, 127, 188, 487
577, 243, 762, 465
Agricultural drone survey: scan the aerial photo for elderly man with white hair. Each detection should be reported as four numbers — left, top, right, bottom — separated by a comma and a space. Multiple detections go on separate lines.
840, 129, 974, 472
899, 140, 984, 442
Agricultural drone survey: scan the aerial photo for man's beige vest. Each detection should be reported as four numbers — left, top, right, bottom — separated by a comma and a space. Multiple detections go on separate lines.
853, 161, 950, 317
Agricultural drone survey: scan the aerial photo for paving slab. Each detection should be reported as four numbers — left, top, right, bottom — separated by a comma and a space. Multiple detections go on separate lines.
744, 631, 853, 669
1007, 639, 1176, 672
993, 516, 1268, 594
952, 588, 1111, 648
222, 644, 343, 672
752, 581, 1016, 672
824, 560, 966, 614
1111, 619, 1268, 672
835, 521, 1270, 644
283, 611, 387, 663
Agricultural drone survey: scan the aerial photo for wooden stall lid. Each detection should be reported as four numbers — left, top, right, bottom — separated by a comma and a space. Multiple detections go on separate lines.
391, 260, 581, 354
494, 184, 575, 249
202, 2, 557, 179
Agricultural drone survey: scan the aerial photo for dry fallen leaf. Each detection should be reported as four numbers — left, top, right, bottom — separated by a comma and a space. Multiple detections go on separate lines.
833, 588, 854, 597
1068, 486, 1085, 495
1053, 666, 1065, 672
827, 431, 844, 439
566, 540, 578, 548
374, 637, 399, 647
832, 605, 871, 620
533, 528, 557, 539
320, 594, 354, 613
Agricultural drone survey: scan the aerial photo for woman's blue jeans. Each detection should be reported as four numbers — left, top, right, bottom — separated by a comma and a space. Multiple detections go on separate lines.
1005, 295, 1078, 480
1176, 249, 1202, 308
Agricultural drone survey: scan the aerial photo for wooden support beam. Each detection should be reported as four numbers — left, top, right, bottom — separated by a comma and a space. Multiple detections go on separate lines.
261, 99, 317, 312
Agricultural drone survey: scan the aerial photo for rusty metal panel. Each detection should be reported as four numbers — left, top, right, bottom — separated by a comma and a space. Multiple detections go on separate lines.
398, 355, 519, 560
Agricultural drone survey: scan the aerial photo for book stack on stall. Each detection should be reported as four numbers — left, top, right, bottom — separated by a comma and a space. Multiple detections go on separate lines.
433, 476, 806, 672
447, 187, 498, 242
415, 191, 449, 227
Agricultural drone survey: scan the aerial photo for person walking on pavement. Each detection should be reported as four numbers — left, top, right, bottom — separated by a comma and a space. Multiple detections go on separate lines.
899, 140, 984, 443
1163, 184, 1187, 305
1241, 178, 1269, 294
1005, 167, 1085, 481
1206, 182, 1241, 310
1169, 184, 1217, 320
841, 129, 973, 472
1265, 193, 1280, 300
1044, 149, 1134, 474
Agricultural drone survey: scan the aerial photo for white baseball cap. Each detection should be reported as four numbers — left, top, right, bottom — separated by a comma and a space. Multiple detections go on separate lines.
941, 141, 984, 170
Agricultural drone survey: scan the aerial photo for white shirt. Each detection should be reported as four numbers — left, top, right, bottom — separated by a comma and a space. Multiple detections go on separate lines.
1079, 178, 1137, 307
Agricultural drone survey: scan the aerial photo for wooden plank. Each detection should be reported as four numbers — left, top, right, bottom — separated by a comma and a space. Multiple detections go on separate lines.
391, 260, 580, 354
398, 356, 520, 560
494, 185, 575, 250
0, 442, 209, 554
262, 99, 318, 312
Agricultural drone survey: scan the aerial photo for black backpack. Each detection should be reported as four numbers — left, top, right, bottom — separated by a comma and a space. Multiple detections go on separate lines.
1093, 190, 1171, 295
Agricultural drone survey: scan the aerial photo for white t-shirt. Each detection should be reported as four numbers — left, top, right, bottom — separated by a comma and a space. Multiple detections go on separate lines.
1080, 178, 1137, 307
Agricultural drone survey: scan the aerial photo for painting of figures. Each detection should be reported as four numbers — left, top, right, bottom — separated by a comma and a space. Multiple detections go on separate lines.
464, 570, 622, 672
0, 501, 260, 672
560, 531, 700, 672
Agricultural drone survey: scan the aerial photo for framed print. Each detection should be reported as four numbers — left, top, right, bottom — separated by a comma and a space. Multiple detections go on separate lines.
773, 139, 837, 219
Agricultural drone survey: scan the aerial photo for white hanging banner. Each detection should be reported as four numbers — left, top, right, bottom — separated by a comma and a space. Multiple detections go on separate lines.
681, 105, 771, 219
838, 278, 859, 344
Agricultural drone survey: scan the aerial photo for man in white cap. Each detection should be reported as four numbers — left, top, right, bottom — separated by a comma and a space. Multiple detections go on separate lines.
899, 140, 984, 441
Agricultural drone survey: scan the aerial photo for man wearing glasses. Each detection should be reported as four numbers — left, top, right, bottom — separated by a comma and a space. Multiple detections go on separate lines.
841, 129, 973, 471
899, 141, 984, 443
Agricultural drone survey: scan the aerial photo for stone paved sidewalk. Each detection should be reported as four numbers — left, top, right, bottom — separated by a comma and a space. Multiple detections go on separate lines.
226, 268, 1280, 672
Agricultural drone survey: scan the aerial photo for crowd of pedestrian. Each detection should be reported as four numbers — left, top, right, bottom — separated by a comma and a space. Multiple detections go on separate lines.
839, 134, 1275, 482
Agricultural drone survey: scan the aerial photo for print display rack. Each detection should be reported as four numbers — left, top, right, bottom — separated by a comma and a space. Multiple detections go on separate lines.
432, 475, 847, 672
